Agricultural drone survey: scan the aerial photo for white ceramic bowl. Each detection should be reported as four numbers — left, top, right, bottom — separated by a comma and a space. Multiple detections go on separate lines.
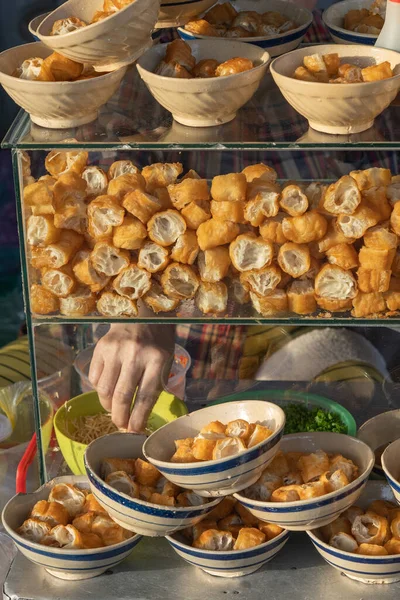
28, 13, 50, 40
307, 481, 400, 584
323, 0, 380, 46
382, 438, 400, 504
157, 0, 216, 28
143, 401, 285, 497
136, 40, 270, 127
358, 410, 400, 478
36, 0, 160, 71
270, 44, 400, 134
177, 0, 313, 58
84, 432, 222, 537
0, 42, 126, 128
165, 527, 290, 578
234, 432, 374, 531
1, 475, 142, 580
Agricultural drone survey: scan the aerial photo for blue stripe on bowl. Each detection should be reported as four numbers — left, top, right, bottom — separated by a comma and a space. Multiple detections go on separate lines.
161, 0, 203, 5
27, 558, 129, 572
177, 555, 275, 571
155, 431, 282, 475
258, 505, 344, 525
238, 477, 366, 514
311, 538, 400, 564
326, 25, 376, 45
87, 468, 212, 519
160, 460, 263, 487
15, 536, 141, 561
169, 531, 289, 560
178, 26, 309, 48
386, 472, 400, 493
324, 557, 400, 577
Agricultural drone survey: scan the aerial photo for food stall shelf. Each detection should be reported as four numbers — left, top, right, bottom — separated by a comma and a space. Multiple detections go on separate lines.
4, 535, 399, 600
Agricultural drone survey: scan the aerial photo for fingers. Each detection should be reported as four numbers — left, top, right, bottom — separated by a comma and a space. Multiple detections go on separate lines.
111, 362, 141, 430
88, 346, 104, 388
128, 358, 166, 433
96, 360, 122, 413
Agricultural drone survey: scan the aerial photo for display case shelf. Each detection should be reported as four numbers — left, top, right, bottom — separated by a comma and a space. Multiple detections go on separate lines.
3, 67, 400, 151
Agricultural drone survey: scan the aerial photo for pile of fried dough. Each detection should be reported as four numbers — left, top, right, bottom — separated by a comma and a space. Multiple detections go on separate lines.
23, 151, 400, 318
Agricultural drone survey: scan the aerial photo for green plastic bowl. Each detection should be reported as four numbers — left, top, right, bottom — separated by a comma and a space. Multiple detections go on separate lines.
54, 391, 187, 475
210, 389, 356, 436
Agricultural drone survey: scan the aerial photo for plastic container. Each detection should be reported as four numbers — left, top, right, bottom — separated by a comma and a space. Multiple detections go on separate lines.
209, 389, 356, 436
74, 344, 191, 400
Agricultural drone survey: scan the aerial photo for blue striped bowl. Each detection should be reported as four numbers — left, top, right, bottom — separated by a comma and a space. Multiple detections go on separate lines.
234, 432, 374, 531
143, 401, 285, 497
382, 438, 400, 505
358, 410, 400, 480
84, 432, 222, 537
165, 528, 290, 577
323, 0, 379, 46
177, 0, 313, 58
307, 481, 400, 584
1, 475, 142, 580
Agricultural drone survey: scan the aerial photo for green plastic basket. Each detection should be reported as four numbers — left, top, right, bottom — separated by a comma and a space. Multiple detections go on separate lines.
210, 389, 356, 436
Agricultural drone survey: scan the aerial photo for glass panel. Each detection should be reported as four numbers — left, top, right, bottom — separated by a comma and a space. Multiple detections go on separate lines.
19, 148, 400, 325
25, 322, 398, 480
3, 67, 400, 150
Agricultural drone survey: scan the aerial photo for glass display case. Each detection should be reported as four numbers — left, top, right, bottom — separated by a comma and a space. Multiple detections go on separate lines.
3, 60, 400, 600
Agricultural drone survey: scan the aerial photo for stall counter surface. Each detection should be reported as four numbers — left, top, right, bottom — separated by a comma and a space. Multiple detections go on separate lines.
4, 535, 400, 600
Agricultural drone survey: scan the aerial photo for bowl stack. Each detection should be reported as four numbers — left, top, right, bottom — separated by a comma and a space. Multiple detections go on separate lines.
0, 0, 160, 128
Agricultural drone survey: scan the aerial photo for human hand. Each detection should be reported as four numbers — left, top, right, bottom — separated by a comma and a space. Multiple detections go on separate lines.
88, 324, 175, 432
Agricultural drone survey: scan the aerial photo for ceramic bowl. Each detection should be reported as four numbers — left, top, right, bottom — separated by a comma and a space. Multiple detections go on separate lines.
270, 44, 400, 134
156, 0, 216, 28
36, 0, 160, 71
136, 40, 270, 127
54, 390, 187, 475
0, 42, 126, 128
358, 410, 400, 478
84, 432, 222, 537
1, 475, 142, 580
382, 438, 400, 504
307, 481, 400, 584
28, 13, 50, 41
323, 0, 380, 46
177, 0, 313, 58
143, 401, 285, 497
234, 432, 374, 531
165, 527, 290, 578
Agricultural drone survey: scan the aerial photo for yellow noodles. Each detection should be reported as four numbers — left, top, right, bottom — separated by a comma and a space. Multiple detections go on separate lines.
66, 413, 118, 445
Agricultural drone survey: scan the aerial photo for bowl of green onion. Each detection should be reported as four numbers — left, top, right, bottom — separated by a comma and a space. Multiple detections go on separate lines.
210, 390, 356, 437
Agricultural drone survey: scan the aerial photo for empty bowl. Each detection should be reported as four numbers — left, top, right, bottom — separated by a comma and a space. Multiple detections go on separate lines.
382, 438, 400, 504
323, 0, 381, 46
84, 432, 222, 536
36, 0, 160, 71
177, 0, 313, 58
0, 42, 126, 128
1, 475, 142, 580
358, 410, 400, 478
165, 527, 290, 578
270, 44, 400, 134
143, 401, 285, 497
307, 481, 400, 584
234, 432, 375, 531
136, 39, 270, 127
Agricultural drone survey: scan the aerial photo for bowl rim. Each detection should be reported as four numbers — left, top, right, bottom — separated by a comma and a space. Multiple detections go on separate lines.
358, 409, 400, 440
0, 42, 126, 86
233, 431, 375, 509
270, 43, 400, 89
142, 400, 286, 471
165, 526, 290, 556
37, 0, 154, 39
137, 39, 270, 83
322, 0, 379, 39
1, 475, 142, 556
84, 432, 222, 514
381, 438, 400, 489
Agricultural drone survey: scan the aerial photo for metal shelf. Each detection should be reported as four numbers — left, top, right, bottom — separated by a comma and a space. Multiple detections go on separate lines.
4, 535, 399, 600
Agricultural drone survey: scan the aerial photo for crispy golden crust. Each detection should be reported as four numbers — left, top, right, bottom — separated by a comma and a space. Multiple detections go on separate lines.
211, 173, 247, 203
30, 284, 59, 315
113, 216, 147, 250
122, 190, 161, 224
326, 243, 359, 270
210, 200, 246, 223
171, 230, 199, 265
358, 246, 395, 270
168, 179, 209, 210
161, 262, 200, 299
357, 268, 391, 293
282, 210, 328, 244
197, 218, 239, 251
352, 292, 386, 317
287, 281, 317, 315
198, 247, 231, 283
107, 173, 146, 200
